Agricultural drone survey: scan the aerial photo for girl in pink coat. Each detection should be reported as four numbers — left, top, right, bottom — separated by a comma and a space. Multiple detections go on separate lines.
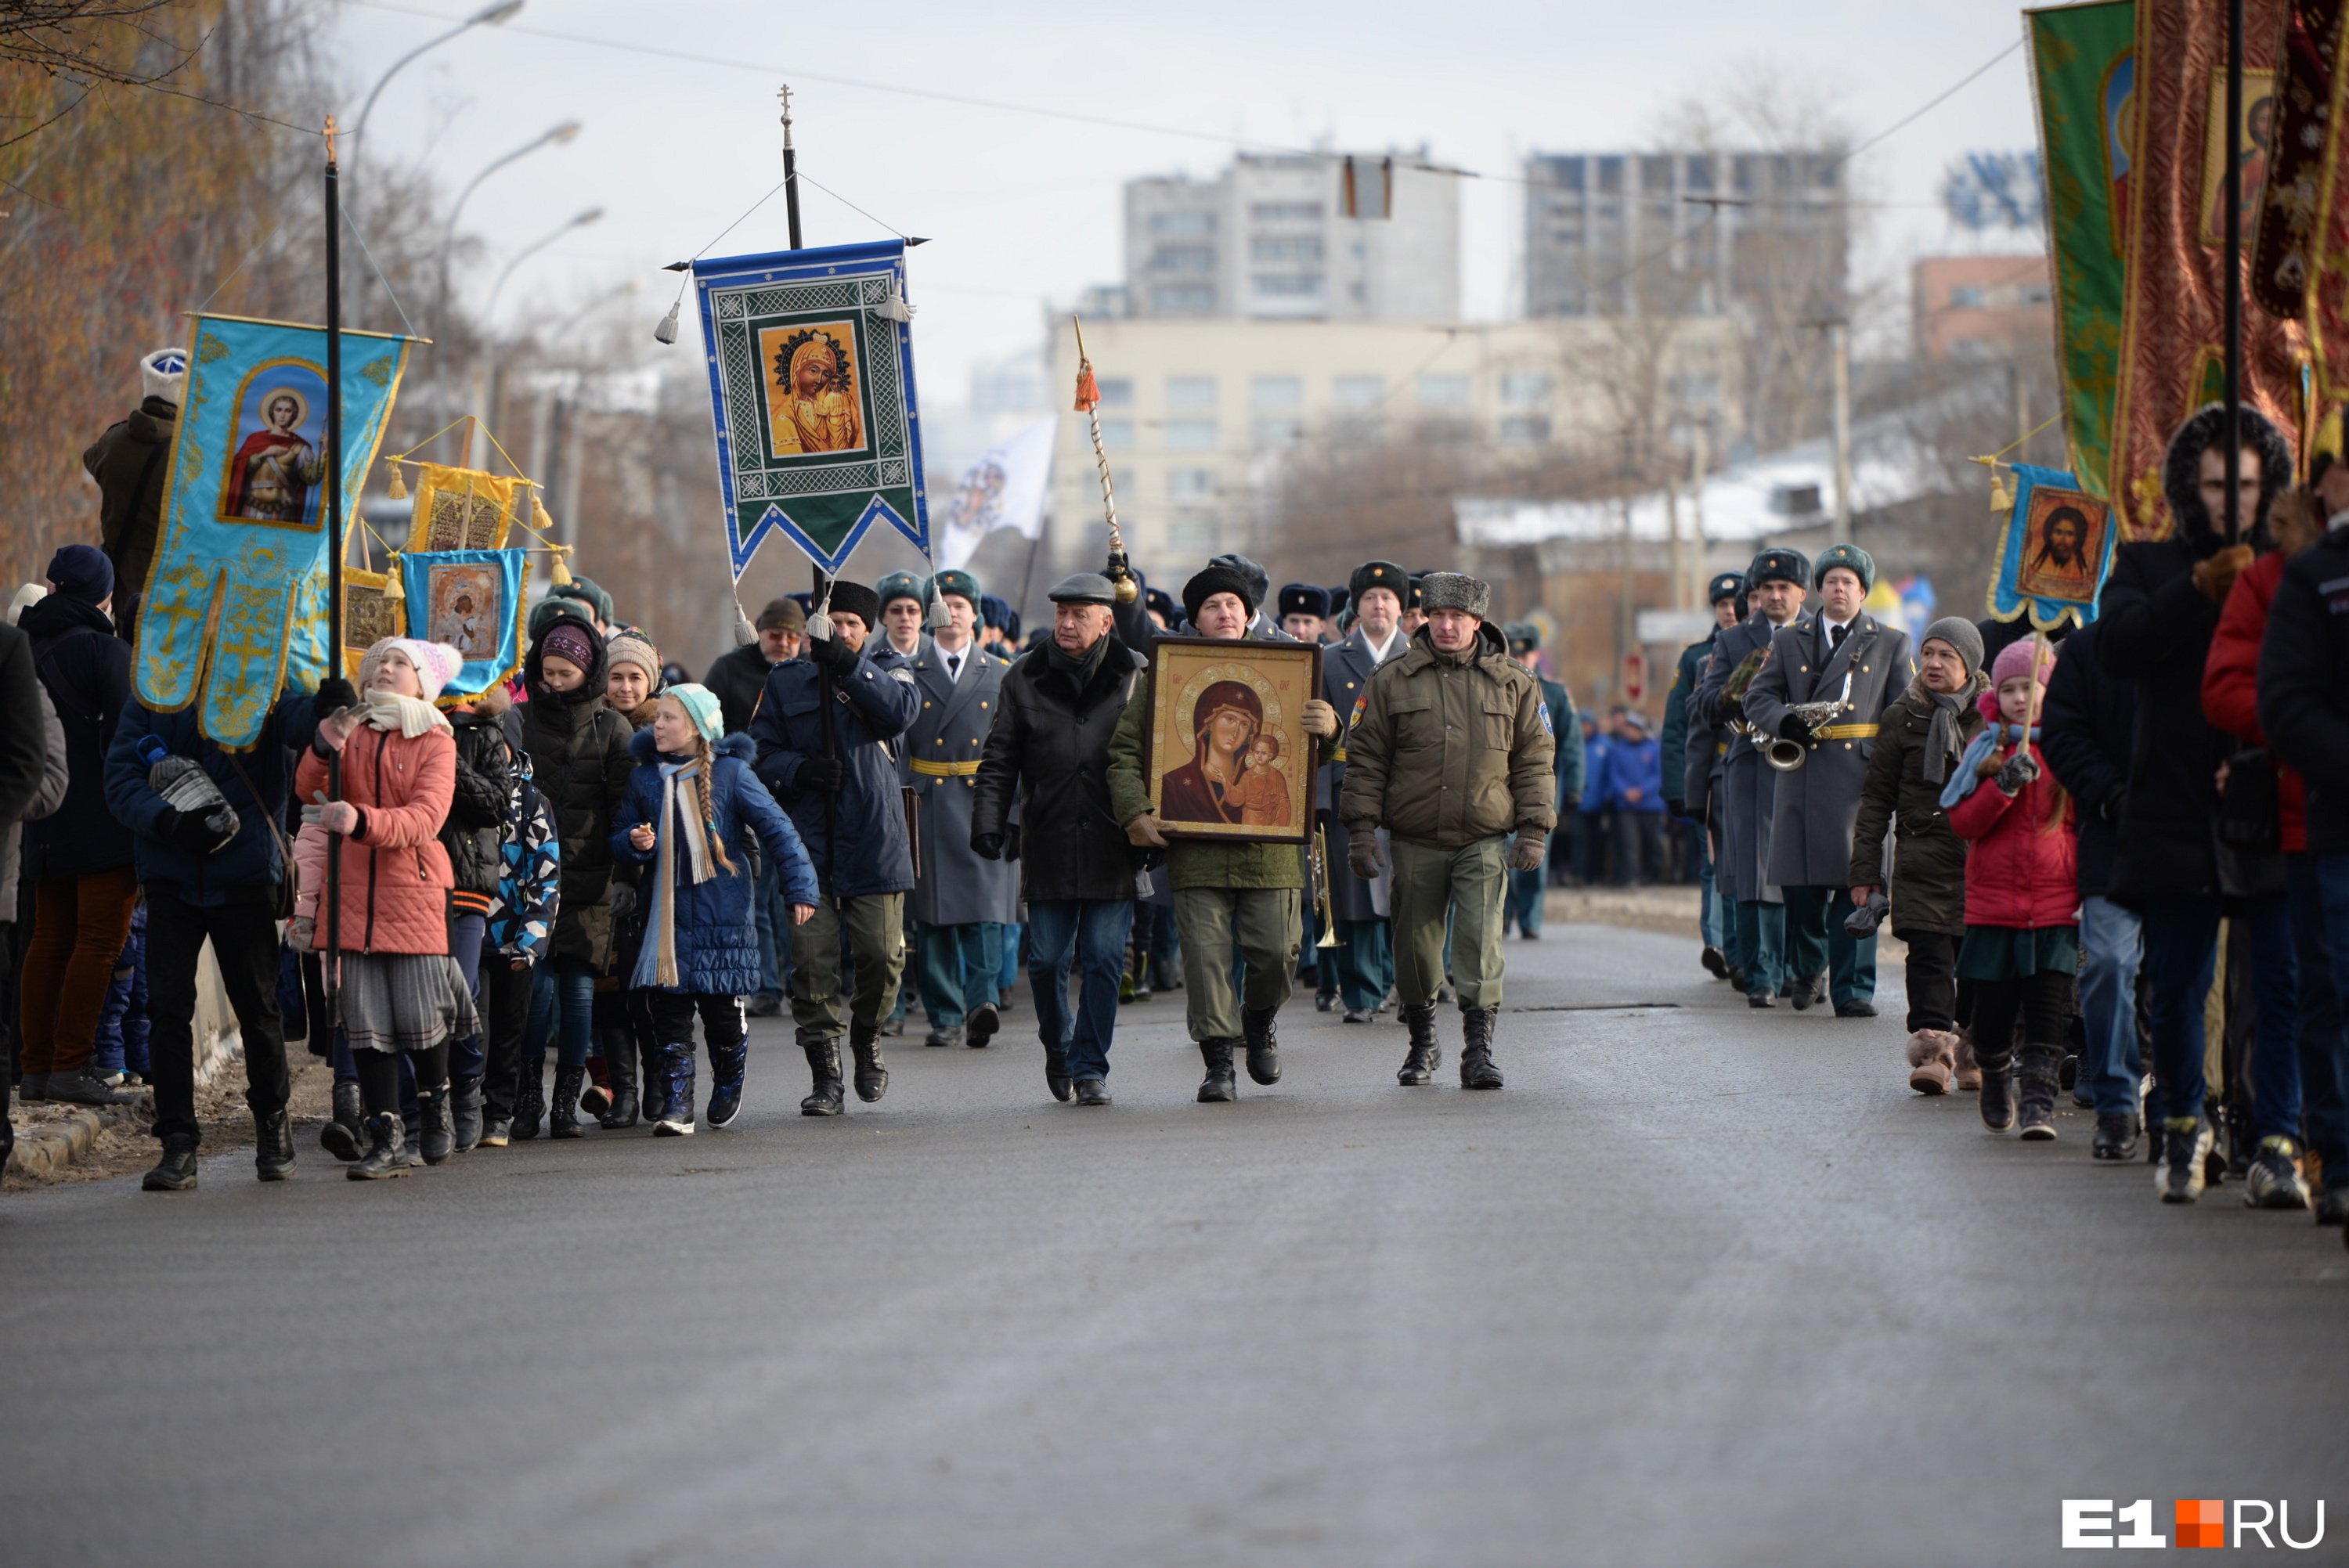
292, 637, 474, 1178
1943, 637, 2078, 1143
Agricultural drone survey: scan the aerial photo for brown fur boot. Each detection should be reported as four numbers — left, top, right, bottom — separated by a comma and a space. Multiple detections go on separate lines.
1906, 1029, 1956, 1095
1952, 1030, 1983, 1092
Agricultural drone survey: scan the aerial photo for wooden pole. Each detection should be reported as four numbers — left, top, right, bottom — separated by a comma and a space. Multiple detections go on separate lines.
323, 117, 346, 1016
2223, 0, 2244, 545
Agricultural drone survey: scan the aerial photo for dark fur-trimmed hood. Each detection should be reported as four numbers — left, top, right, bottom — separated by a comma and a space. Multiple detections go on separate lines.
2160, 401, 2291, 545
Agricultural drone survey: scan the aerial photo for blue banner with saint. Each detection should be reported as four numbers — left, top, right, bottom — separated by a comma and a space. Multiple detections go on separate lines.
691, 239, 929, 576
135, 312, 412, 747
398, 549, 526, 701
1989, 463, 2119, 630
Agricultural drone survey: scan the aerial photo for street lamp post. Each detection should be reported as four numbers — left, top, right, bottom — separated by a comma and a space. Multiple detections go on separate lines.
484, 207, 604, 324
347, 0, 525, 207
435, 119, 583, 336
467, 209, 604, 470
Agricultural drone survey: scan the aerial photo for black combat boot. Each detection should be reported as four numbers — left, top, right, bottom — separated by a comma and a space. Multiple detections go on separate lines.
254, 1107, 296, 1181
348, 1113, 411, 1180
800, 1040, 845, 1116
849, 1023, 889, 1103
1241, 1005, 1280, 1085
1459, 1007, 1503, 1090
320, 1080, 364, 1162
2015, 1047, 2062, 1141
1397, 1003, 1441, 1086
417, 1080, 455, 1165
143, 1136, 200, 1191
1196, 1037, 1237, 1103
512, 1062, 546, 1141
548, 1065, 586, 1139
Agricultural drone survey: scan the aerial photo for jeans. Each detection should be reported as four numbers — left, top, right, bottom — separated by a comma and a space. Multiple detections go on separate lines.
2077, 895, 2145, 1119
525, 954, 597, 1069
998, 921, 1023, 993
914, 920, 1003, 1028
146, 891, 290, 1148
1693, 826, 1723, 951
1734, 899, 1785, 997
2235, 889, 2302, 1143
2296, 855, 2349, 1175
1332, 917, 1395, 1011
1025, 898, 1134, 1083
1780, 885, 1878, 1007
448, 911, 487, 1080
2141, 896, 2223, 1126
90, 901, 151, 1079
1504, 848, 1546, 935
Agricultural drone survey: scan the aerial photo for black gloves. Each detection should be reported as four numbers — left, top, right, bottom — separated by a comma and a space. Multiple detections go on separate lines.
1994, 750, 2041, 796
1778, 712, 1814, 743
2098, 790, 2127, 826
161, 806, 233, 856
608, 882, 637, 921
971, 832, 1003, 861
796, 755, 844, 795
1004, 822, 1020, 861
809, 633, 861, 676
316, 675, 356, 713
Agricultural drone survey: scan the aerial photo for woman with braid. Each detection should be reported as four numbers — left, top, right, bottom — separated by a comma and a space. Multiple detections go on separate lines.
611, 684, 817, 1135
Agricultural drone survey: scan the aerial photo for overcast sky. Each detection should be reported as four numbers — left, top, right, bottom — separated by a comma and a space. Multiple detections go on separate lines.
331, 0, 2044, 406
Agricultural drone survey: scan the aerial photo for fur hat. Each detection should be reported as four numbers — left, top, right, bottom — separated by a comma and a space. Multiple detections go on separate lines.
550, 577, 613, 628
821, 579, 882, 631
1417, 571, 1491, 621
1746, 547, 1810, 590
1349, 560, 1409, 607
875, 571, 927, 611
605, 627, 662, 685
1279, 583, 1330, 619
932, 568, 981, 610
1207, 553, 1272, 615
362, 637, 464, 703
1183, 564, 1257, 625
1920, 615, 1984, 677
1144, 586, 1177, 624
2162, 402, 2293, 542
529, 593, 596, 644
1707, 571, 1747, 604
1504, 620, 1539, 651
1990, 635, 2056, 690
141, 346, 189, 407
1813, 542, 1875, 595
980, 593, 1019, 639
663, 682, 725, 744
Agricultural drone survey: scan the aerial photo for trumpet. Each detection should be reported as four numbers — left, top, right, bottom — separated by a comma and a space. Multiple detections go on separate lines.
1311, 824, 1342, 948
1762, 672, 1854, 773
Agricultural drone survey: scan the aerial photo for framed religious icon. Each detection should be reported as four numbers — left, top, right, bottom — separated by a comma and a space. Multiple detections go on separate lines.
1990, 462, 2119, 630
340, 568, 402, 678
1140, 637, 1322, 845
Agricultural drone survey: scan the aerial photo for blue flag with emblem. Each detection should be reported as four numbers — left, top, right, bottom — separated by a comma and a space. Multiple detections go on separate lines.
690, 239, 929, 577
134, 312, 412, 748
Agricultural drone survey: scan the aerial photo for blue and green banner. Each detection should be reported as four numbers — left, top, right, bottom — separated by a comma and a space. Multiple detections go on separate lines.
135, 312, 410, 747
399, 548, 527, 702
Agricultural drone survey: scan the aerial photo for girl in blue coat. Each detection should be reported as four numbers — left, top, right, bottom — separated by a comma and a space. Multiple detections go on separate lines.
612, 685, 817, 1134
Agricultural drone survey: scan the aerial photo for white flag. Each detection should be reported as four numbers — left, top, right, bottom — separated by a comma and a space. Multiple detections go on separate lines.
936, 416, 1055, 571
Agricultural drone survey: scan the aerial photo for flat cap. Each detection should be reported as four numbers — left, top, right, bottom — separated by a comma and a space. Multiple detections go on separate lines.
1047, 571, 1117, 606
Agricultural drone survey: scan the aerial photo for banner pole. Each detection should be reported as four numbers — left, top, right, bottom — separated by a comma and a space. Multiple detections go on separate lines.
2224, 0, 2244, 546
323, 117, 347, 1016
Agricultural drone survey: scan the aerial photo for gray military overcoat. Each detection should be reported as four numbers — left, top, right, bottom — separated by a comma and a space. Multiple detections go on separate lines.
901, 640, 1022, 928
1317, 622, 1396, 921
1739, 610, 1915, 890
1695, 611, 1803, 906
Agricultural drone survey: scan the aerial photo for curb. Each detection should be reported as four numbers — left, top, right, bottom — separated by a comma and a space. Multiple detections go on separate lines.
6, 1106, 105, 1179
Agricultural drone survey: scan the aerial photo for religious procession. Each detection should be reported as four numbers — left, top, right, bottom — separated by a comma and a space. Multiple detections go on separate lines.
5, 2, 2347, 1560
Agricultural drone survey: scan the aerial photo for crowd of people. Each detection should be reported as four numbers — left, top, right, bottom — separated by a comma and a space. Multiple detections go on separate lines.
2, 358, 2344, 1246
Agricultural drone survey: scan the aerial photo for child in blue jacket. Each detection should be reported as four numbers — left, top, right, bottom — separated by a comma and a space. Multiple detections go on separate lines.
612, 684, 817, 1134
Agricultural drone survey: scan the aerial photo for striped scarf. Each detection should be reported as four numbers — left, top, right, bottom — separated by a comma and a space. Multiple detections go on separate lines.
639, 758, 715, 989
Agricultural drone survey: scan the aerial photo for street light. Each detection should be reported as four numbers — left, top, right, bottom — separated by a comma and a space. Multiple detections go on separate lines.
435, 119, 583, 332
485, 207, 605, 325
347, 0, 525, 202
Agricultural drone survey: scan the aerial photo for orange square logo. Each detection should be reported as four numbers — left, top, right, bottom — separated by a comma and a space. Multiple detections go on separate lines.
2176, 1498, 2226, 1548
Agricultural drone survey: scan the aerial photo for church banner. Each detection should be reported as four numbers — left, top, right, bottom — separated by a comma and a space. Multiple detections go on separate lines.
1988, 463, 2119, 629
135, 312, 411, 748
2028, 0, 2137, 497
2302, 0, 2349, 398
2109, 0, 2303, 539
691, 239, 929, 577
399, 549, 527, 701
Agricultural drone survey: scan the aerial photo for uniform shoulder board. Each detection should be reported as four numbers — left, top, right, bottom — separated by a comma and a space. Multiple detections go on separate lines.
889, 666, 916, 686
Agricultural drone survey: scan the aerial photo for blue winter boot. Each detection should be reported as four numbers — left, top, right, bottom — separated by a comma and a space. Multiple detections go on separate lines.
706, 1039, 748, 1130
654, 1046, 696, 1137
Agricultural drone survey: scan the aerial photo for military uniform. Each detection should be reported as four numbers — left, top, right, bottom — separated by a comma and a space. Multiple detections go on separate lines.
1340, 577, 1555, 1090
1319, 618, 1407, 1016
901, 633, 1019, 1044
1741, 599, 1913, 1013
1698, 607, 1805, 1002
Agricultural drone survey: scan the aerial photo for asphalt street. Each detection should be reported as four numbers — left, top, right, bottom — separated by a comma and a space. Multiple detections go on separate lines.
4, 921, 2344, 1567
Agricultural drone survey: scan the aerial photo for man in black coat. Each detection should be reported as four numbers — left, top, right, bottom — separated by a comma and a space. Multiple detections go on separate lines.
2039, 615, 2146, 1159
971, 573, 1148, 1105
81, 346, 183, 640
0, 615, 49, 1174
2098, 401, 2288, 1202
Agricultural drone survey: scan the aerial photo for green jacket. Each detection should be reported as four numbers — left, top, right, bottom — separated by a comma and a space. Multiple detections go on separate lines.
1106, 679, 1333, 892
1340, 625, 1558, 849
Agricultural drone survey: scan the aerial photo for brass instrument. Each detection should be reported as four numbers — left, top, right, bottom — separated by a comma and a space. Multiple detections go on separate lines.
1762, 672, 1853, 773
1719, 647, 1768, 738
1311, 824, 1341, 948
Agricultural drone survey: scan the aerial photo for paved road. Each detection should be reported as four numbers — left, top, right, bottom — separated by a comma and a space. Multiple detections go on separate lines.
5, 924, 2343, 1566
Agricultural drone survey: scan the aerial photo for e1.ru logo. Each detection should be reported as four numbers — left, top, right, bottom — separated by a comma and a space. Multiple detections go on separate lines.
2062, 1498, 2326, 1548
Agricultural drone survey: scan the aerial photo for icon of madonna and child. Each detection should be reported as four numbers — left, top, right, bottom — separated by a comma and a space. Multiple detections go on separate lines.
1158, 678, 1297, 831
218, 367, 331, 527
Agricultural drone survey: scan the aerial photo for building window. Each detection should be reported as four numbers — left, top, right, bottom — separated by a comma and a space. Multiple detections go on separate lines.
1149, 210, 1215, 236
1949, 284, 1986, 309
1684, 154, 1714, 193
1250, 236, 1324, 261
1499, 414, 1551, 446
1250, 201, 1323, 222
1150, 245, 1215, 274
1169, 468, 1215, 500
1597, 156, 1623, 195
1096, 377, 1134, 407
1166, 375, 1218, 408
1499, 373, 1553, 407
1099, 418, 1135, 450
1168, 514, 1218, 550
1418, 373, 1471, 409
1166, 418, 1218, 450
1251, 376, 1303, 409
1150, 286, 1214, 312
1252, 273, 1325, 297
1333, 373, 1385, 409
2021, 283, 2051, 305
1251, 416, 1303, 448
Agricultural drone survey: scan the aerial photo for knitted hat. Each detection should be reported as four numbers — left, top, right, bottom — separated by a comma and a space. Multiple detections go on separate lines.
1813, 542, 1875, 595
1183, 564, 1257, 625
539, 620, 597, 674
1746, 547, 1810, 590
664, 682, 724, 744
932, 568, 981, 609
1418, 571, 1491, 620
46, 543, 113, 604
1920, 615, 1984, 677
755, 596, 806, 632
362, 637, 464, 703
6, 583, 44, 625
821, 579, 881, 631
605, 627, 662, 685
875, 571, 927, 611
141, 346, 189, 406
1990, 635, 2056, 689
1279, 583, 1330, 619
